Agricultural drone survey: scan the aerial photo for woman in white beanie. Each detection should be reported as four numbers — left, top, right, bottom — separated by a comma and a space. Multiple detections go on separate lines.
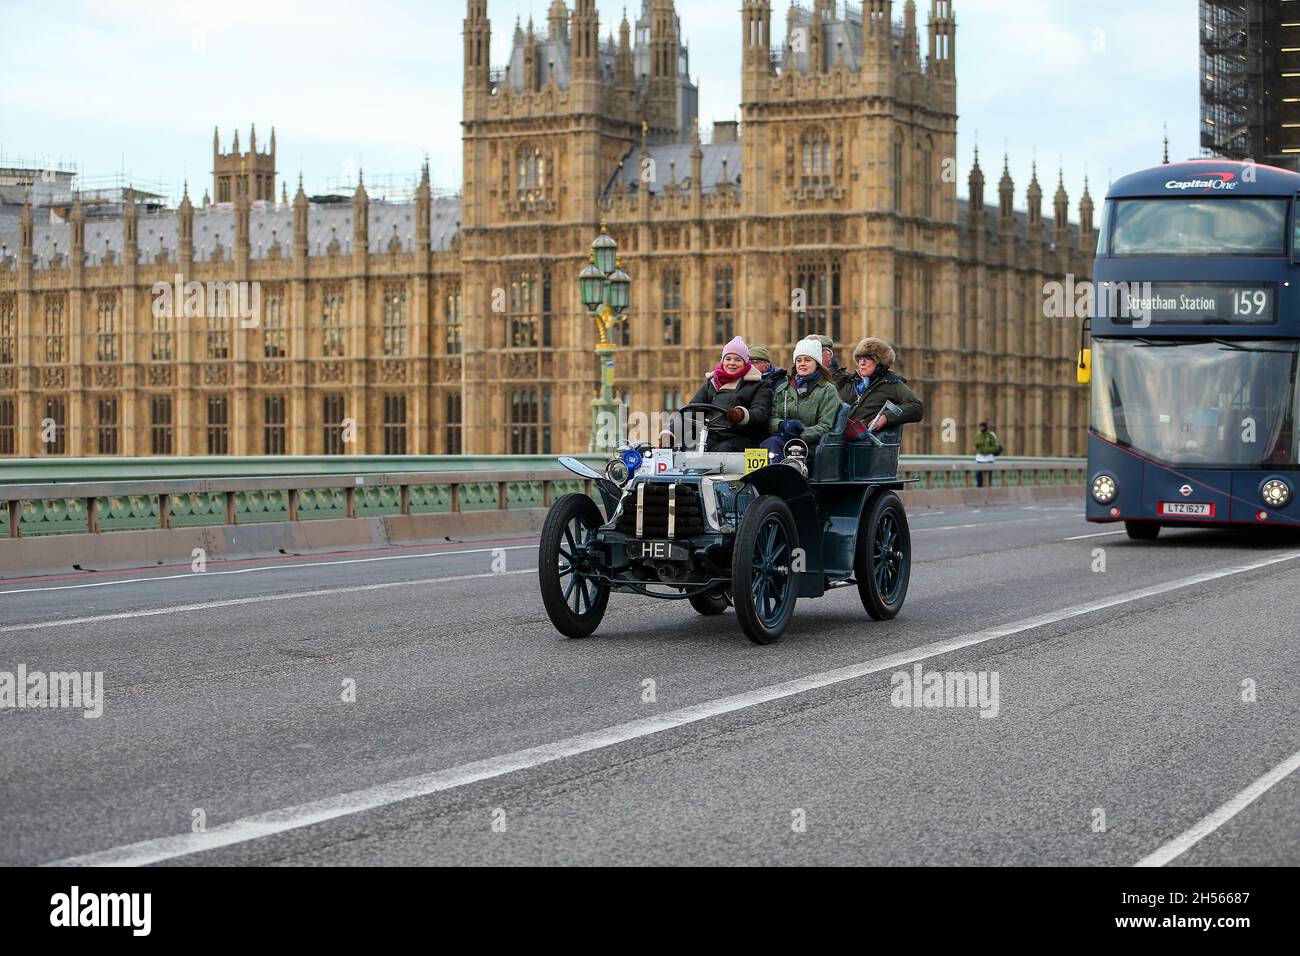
760, 339, 842, 460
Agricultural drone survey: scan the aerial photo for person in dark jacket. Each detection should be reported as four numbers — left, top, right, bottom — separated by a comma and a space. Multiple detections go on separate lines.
749, 345, 788, 390
842, 337, 924, 441
686, 336, 773, 452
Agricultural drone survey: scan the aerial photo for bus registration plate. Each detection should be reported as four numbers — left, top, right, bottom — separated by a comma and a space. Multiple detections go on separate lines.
1158, 502, 1215, 518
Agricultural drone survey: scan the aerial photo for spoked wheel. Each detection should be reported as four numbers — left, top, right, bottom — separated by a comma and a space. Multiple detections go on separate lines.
855, 491, 911, 621
688, 588, 730, 616
732, 496, 798, 644
1125, 521, 1161, 540
539, 494, 610, 638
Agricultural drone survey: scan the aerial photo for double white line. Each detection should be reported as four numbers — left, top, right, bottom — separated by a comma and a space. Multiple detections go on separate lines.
39, 550, 1300, 867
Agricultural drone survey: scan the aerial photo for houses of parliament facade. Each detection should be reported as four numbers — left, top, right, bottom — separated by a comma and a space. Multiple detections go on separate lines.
0, 0, 1094, 459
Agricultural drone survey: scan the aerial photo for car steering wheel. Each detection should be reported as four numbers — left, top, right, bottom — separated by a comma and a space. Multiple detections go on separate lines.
678, 402, 730, 425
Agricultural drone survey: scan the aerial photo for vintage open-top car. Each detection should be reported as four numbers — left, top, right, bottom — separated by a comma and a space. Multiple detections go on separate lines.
539, 402, 914, 644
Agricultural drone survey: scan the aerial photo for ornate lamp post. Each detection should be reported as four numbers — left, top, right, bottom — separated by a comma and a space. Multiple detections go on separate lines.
580, 224, 631, 453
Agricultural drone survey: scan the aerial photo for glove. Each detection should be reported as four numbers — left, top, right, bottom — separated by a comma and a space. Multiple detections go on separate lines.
779, 419, 805, 438
725, 406, 747, 425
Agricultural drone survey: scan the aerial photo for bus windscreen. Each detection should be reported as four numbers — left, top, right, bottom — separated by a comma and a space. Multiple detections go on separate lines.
1092, 339, 1300, 467
1110, 198, 1288, 257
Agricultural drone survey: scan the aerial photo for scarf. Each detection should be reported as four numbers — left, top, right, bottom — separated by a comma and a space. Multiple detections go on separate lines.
711, 361, 752, 389
855, 375, 871, 397
794, 369, 822, 392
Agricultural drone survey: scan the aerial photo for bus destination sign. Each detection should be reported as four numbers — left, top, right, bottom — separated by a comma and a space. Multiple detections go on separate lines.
1113, 282, 1277, 326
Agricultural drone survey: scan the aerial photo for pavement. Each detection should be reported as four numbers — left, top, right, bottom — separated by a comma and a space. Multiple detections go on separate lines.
1, 501, 1298, 866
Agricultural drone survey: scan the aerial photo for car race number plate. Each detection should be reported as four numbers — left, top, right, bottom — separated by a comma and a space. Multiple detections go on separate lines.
637, 540, 690, 561
744, 449, 769, 474
1158, 502, 1215, 517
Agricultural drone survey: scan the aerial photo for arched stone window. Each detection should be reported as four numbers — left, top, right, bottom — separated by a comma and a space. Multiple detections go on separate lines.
800, 128, 831, 189
516, 145, 546, 202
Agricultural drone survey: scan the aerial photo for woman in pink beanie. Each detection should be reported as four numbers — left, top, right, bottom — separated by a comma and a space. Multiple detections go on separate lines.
685, 336, 774, 452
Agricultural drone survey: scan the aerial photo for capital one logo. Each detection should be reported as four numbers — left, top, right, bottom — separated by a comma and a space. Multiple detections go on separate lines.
1164, 172, 1237, 192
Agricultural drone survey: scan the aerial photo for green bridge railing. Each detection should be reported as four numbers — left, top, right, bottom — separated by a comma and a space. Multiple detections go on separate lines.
0, 455, 1085, 539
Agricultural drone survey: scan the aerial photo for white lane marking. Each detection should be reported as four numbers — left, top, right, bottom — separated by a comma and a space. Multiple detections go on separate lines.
911, 511, 946, 518
1135, 747, 1300, 868
1065, 530, 1127, 541
0, 569, 539, 634
44, 549, 1300, 868
0, 546, 538, 596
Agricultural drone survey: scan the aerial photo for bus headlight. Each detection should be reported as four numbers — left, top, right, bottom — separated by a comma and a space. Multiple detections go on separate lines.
1261, 479, 1291, 508
1091, 474, 1118, 505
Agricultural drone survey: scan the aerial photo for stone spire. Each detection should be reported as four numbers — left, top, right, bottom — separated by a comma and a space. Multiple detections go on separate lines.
998, 151, 1015, 223
572, 0, 600, 80
464, 0, 491, 92
1026, 159, 1042, 229
18, 188, 33, 271
416, 157, 431, 254
1079, 173, 1095, 245
928, 0, 955, 76
968, 141, 985, 219
901, 0, 918, 68
292, 173, 309, 261
1053, 165, 1069, 234
178, 180, 194, 266
548, 0, 569, 40
353, 169, 369, 252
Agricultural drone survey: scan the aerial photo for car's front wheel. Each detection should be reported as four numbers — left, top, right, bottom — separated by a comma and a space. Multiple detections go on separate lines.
732, 496, 798, 644
538, 494, 610, 638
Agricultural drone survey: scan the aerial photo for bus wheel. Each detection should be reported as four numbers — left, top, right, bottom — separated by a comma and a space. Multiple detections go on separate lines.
1125, 521, 1161, 541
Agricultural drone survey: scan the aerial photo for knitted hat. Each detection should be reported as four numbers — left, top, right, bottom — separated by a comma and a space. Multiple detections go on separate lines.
793, 339, 823, 367
749, 345, 772, 363
721, 336, 750, 363
852, 336, 897, 370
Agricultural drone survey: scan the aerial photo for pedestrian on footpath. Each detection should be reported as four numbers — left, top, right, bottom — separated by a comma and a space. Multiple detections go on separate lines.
974, 421, 1002, 488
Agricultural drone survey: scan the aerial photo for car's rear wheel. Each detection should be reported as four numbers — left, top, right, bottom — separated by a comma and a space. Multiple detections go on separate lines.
688, 588, 730, 616
856, 491, 911, 621
732, 496, 798, 644
539, 494, 610, 638
1125, 521, 1161, 540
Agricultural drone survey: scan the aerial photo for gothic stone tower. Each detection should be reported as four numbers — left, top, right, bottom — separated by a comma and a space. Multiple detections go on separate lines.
738, 0, 959, 452
213, 125, 277, 204
460, 0, 696, 454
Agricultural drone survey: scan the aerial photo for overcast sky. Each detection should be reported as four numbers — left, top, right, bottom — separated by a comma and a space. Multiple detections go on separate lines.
0, 0, 1196, 215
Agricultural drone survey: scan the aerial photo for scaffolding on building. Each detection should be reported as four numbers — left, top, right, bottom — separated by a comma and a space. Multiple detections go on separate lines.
1200, 0, 1264, 160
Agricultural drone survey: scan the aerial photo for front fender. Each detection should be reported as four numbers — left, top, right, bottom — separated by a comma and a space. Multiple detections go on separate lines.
557, 456, 623, 517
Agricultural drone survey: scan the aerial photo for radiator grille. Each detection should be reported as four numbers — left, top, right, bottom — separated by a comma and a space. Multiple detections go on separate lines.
615, 482, 706, 539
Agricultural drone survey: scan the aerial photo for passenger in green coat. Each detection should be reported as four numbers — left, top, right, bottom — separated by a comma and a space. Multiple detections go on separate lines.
841, 337, 924, 442
761, 339, 843, 460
